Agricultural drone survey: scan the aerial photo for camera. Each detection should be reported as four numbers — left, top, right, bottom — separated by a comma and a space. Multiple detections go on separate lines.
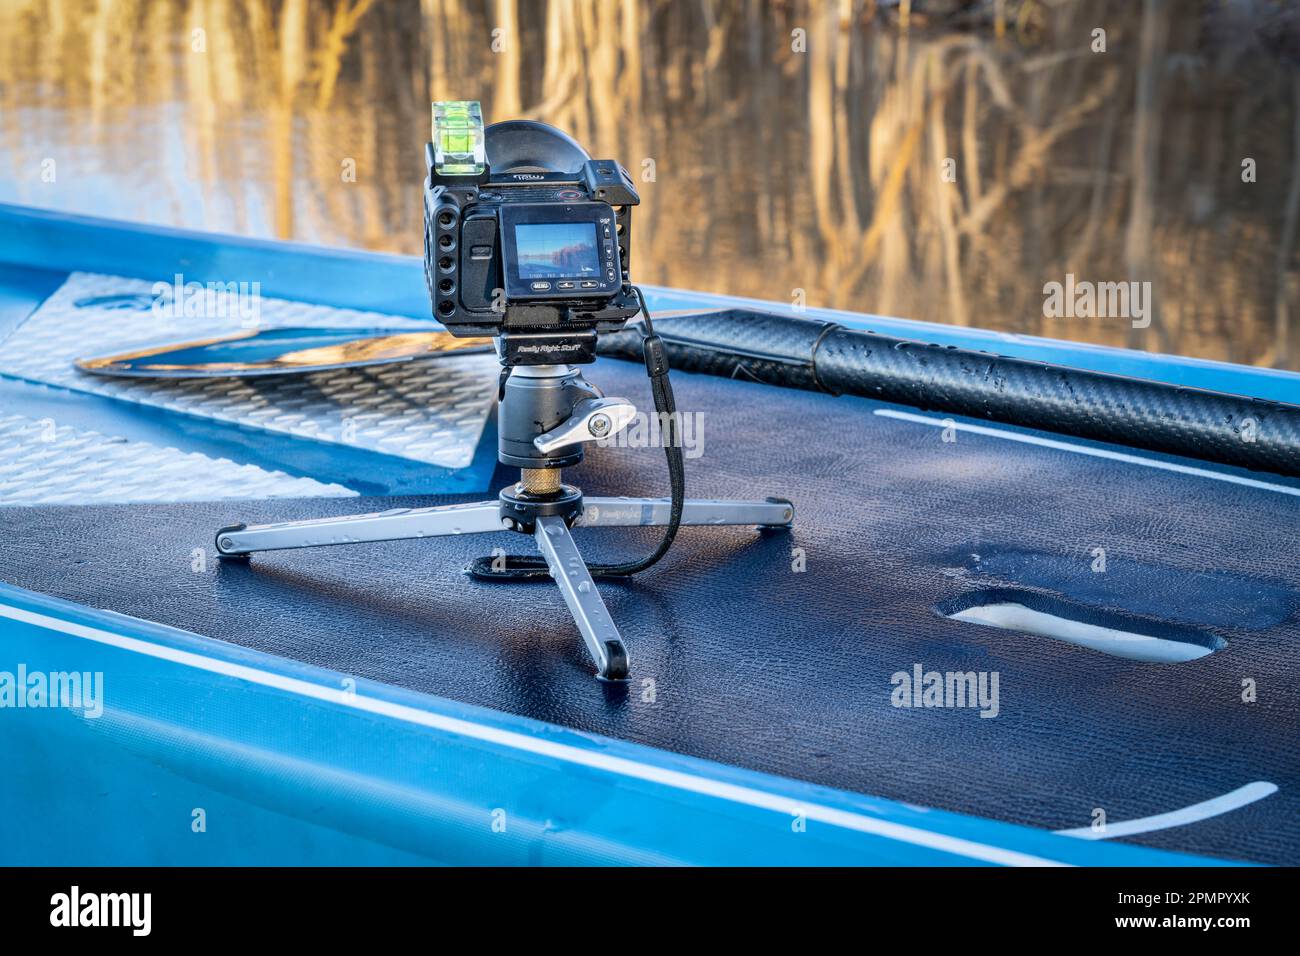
422, 102, 642, 365
215, 102, 793, 683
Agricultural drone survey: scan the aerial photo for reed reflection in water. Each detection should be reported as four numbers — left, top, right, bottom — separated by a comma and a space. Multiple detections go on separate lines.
0, 0, 1297, 370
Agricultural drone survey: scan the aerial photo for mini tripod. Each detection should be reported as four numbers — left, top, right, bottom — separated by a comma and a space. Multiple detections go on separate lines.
215, 347, 794, 680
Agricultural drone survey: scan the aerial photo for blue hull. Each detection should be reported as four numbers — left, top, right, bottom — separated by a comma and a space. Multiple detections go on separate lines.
1, 203, 1295, 865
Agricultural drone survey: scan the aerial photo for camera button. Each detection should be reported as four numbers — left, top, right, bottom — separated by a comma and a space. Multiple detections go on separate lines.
530, 281, 552, 292
556, 281, 577, 290
579, 281, 599, 289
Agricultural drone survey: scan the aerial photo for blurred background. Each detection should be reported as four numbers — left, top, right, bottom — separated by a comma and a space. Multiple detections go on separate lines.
1, 0, 1297, 369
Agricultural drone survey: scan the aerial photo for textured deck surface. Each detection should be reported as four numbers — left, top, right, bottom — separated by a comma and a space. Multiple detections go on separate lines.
0, 272, 497, 500
0, 411, 349, 504
1, 357, 1297, 864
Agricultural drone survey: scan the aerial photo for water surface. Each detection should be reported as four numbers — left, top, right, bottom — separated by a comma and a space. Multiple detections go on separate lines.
1, 0, 1296, 370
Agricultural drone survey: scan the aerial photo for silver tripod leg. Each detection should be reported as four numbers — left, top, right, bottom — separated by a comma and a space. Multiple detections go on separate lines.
215, 501, 503, 555
216, 497, 795, 554
531, 497, 793, 680
576, 497, 794, 529
532, 515, 628, 681
214, 495, 794, 681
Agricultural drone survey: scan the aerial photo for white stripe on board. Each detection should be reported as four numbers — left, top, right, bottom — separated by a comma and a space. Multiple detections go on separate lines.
1055, 782, 1278, 840
0, 600, 1068, 867
874, 409, 1300, 497
948, 602, 1214, 663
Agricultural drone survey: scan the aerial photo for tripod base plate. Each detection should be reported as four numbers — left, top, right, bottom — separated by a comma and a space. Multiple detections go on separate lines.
498, 483, 582, 533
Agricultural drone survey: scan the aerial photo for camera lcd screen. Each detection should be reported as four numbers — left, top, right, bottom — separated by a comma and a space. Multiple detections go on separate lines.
514, 222, 601, 279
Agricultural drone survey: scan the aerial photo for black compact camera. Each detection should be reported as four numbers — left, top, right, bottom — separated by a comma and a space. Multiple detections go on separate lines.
423, 104, 642, 364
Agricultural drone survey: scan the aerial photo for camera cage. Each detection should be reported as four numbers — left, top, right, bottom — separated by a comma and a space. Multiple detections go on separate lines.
423, 110, 642, 352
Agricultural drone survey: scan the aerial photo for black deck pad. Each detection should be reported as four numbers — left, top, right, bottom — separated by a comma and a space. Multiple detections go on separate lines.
3, 358, 1297, 864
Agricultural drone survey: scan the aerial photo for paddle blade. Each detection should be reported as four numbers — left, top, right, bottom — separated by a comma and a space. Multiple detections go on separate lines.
76, 327, 493, 378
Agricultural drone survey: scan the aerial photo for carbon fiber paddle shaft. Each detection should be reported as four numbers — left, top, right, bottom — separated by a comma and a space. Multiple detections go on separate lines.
597, 309, 1300, 477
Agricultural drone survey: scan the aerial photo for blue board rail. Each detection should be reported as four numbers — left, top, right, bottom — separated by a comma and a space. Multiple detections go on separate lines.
0, 582, 1229, 866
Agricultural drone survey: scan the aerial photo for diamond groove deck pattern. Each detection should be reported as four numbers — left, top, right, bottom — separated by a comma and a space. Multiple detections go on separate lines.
0, 272, 497, 470
0, 412, 349, 505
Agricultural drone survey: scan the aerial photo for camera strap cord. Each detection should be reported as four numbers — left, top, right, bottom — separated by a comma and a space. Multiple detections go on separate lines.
467, 286, 686, 581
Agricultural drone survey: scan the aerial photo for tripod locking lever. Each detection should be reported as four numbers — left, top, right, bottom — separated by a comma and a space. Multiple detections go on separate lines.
533, 397, 637, 454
